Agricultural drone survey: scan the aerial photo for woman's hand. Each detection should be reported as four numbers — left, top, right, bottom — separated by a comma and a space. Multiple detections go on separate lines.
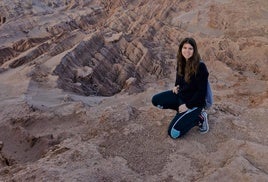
172, 85, 179, 94
179, 104, 188, 113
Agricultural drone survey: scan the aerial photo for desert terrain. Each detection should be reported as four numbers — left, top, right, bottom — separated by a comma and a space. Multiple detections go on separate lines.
0, 0, 267, 181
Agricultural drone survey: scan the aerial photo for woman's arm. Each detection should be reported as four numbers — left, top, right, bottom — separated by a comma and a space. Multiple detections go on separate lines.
185, 62, 209, 108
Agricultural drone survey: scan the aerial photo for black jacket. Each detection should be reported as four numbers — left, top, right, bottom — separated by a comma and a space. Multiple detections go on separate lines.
175, 62, 209, 109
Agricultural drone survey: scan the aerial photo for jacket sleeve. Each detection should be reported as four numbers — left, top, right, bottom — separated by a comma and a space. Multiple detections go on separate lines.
175, 68, 183, 87
185, 63, 209, 108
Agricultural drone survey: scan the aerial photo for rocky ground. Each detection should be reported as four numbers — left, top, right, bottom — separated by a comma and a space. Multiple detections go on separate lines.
0, 0, 267, 181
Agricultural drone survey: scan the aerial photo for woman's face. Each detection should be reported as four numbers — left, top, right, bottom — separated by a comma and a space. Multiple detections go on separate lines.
181, 43, 194, 60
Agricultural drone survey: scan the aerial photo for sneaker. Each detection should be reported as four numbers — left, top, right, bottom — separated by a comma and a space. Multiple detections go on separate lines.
199, 111, 209, 134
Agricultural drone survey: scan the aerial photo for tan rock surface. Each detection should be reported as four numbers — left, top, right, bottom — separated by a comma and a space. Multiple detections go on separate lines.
0, 0, 267, 181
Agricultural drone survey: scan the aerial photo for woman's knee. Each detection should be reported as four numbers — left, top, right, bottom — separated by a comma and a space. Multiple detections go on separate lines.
151, 94, 157, 106
151, 94, 159, 106
152, 94, 164, 109
152, 91, 172, 108
169, 128, 182, 139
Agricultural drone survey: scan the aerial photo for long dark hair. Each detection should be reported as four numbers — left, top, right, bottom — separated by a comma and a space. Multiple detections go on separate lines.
177, 37, 200, 83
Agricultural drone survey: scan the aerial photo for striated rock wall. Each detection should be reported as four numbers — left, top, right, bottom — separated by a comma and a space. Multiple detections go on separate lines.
1, 0, 170, 96
53, 32, 165, 96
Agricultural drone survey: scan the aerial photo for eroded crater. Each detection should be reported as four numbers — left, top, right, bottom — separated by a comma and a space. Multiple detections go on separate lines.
0, 111, 81, 167
0, 124, 57, 166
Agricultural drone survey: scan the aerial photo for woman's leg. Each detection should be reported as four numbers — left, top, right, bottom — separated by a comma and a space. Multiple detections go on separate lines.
168, 107, 202, 139
152, 90, 182, 111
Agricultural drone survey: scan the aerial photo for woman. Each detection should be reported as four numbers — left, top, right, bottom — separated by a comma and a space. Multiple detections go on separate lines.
152, 37, 209, 139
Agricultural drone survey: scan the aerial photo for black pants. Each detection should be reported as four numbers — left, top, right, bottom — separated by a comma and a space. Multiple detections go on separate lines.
152, 90, 202, 138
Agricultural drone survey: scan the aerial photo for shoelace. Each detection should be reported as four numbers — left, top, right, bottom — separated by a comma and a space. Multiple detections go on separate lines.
198, 114, 204, 128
